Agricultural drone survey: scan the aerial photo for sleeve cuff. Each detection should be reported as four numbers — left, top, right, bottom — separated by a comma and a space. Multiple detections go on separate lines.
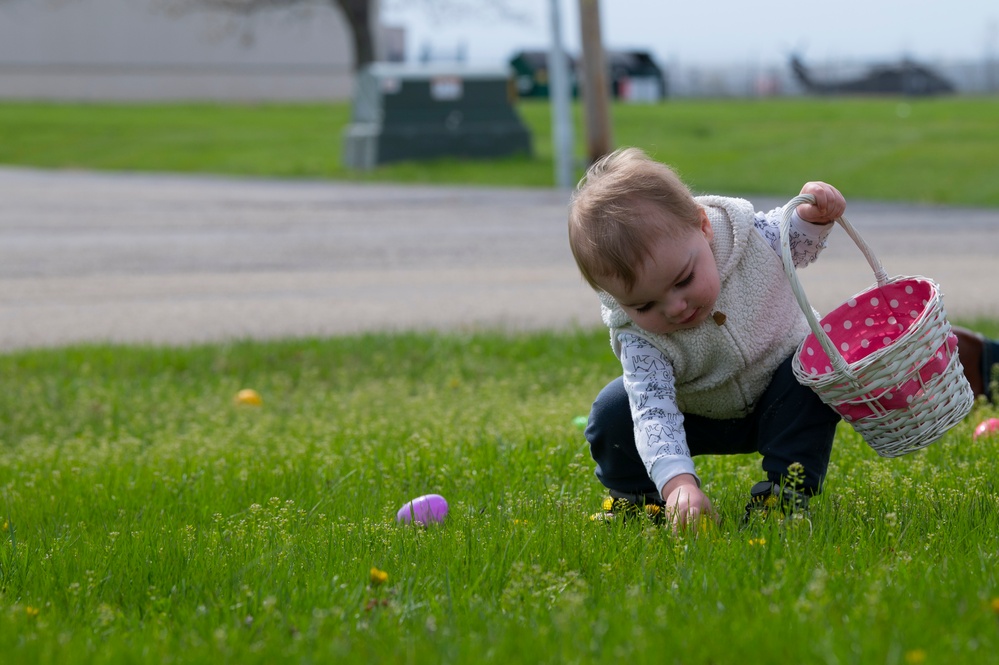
649, 457, 699, 495
792, 210, 835, 241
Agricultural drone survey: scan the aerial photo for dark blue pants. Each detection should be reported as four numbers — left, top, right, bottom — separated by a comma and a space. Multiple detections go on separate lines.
585, 354, 840, 498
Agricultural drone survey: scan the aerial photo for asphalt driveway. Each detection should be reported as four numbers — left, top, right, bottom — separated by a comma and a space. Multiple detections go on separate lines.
2, 167, 997, 350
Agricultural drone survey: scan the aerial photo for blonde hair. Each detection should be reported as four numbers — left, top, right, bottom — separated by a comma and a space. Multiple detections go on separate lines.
568, 147, 702, 291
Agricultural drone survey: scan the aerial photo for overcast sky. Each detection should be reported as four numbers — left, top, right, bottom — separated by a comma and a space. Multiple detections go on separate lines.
383, 0, 999, 68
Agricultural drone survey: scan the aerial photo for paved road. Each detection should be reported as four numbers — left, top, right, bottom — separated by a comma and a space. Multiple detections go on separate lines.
2, 167, 997, 351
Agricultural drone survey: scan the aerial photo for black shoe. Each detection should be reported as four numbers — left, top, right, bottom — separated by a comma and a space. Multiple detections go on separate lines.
743, 480, 810, 522
590, 490, 665, 524
985, 336, 999, 403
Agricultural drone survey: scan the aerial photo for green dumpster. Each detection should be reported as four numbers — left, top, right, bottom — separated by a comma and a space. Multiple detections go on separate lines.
343, 63, 533, 169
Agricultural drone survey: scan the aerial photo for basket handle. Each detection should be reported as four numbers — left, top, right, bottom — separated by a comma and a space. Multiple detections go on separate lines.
779, 194, 890, 375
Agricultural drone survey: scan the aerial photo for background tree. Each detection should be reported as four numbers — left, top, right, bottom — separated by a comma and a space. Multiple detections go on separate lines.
161, 0, 529, 71
161, 0, 376, 70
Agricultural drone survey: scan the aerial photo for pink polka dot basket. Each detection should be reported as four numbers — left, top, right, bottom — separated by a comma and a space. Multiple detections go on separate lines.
780, 194, 974, 457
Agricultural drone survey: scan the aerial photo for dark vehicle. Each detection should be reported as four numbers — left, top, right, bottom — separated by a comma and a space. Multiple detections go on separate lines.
510, 49, 667, 101
607, 50, 668, 101
791, 54, 955, 96
510, 50, 580, 98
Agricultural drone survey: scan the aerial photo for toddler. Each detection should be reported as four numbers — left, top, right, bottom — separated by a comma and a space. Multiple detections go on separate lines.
568, 147, 998, 528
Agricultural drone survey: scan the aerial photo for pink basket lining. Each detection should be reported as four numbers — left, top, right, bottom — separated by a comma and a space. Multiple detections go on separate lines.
799, 278, 935, 373
797, 277, 954, 422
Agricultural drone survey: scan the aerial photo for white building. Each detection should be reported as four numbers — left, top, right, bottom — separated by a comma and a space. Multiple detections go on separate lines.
0, 0, 382, 101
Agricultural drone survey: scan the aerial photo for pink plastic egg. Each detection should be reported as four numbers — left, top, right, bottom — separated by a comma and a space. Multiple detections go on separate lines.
396, 494, 448, 525
973, 418, 999, 442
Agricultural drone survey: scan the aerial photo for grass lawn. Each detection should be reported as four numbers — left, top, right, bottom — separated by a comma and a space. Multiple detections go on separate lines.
2, 97, 999, 206
2, 327, 999, 664
2, 98, 999, 662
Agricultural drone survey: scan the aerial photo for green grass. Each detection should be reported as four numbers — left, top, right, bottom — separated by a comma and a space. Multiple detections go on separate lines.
2, 97, 999, 205
2, 325, 999, 664
3, 97, 999, 662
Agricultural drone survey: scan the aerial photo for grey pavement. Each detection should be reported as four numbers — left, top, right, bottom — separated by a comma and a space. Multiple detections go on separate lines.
1, 167, 997, 351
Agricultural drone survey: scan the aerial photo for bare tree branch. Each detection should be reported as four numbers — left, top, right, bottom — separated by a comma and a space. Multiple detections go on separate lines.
157, 0, 530, 71
382, 0, 531, 25
161, 0, 324, 18
158, 0, 374, 68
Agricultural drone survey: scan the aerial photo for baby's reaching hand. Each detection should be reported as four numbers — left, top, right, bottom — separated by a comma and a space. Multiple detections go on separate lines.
795, 181, 846, 225
660, 474, 717, 531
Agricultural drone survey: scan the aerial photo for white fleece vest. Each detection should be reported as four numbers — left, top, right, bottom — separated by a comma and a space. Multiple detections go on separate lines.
600, 195, 811, 418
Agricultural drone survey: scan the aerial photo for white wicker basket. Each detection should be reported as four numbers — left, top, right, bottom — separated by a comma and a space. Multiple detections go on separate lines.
780, 194, 974, 457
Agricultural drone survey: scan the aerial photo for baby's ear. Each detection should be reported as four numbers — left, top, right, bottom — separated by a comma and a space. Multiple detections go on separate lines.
699, 208, 713, 240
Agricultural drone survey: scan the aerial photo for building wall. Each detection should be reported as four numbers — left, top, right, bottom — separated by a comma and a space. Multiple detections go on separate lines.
0, 0, 364, 101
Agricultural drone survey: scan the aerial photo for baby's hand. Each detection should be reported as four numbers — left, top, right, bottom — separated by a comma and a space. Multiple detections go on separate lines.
660, 474, 716, 531
796, 181, 846, 224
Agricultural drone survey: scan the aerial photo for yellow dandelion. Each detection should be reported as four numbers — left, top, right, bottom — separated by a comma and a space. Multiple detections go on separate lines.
748, 537, 767, 546
370, 567, 389, 586
696, 517, 716, 534
991, 597, 999, 614
2, 520, 7, 532
904, 649, 926, 664
25, 606, 40, 618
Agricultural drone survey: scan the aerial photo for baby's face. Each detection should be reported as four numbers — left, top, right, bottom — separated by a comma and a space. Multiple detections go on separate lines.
601, 211, 720, 335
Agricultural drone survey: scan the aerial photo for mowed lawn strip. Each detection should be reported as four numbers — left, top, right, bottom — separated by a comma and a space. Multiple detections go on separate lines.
2, 98, 999, 205
1, 327, 998, 663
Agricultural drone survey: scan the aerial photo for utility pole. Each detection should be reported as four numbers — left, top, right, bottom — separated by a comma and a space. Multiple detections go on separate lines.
577, 0, 612, 164
987, 20, 998, 93
548, 0, 574, 190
